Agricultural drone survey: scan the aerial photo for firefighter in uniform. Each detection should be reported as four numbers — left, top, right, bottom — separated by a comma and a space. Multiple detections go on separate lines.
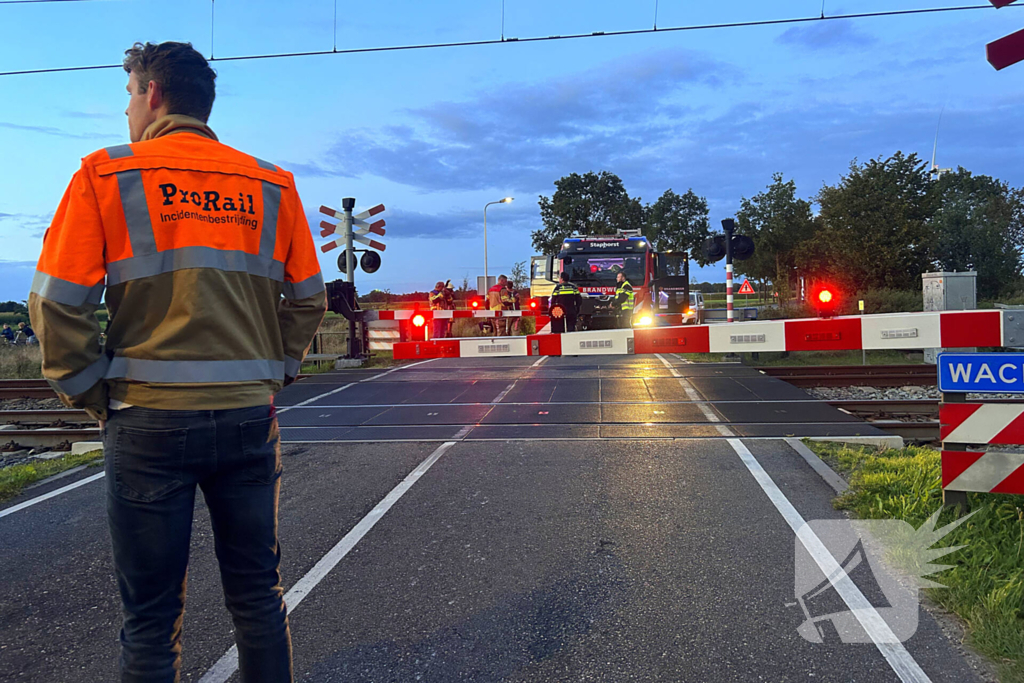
429, 280, 454, 339
614, 271, 635, 328
487, 274, 510, 336
29, 42, 324, 682
549, 272, 582, 334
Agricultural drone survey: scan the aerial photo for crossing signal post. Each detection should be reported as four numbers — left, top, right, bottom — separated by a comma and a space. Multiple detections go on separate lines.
319, 198, 388, 359
987, 0, 1024, 70
702, 219, 755, 322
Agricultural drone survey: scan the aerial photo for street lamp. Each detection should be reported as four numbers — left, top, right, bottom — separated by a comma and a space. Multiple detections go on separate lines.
483, 197, 513, 290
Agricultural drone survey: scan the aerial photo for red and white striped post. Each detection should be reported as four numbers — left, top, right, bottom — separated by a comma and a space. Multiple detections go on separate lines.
723, 218, 735, 323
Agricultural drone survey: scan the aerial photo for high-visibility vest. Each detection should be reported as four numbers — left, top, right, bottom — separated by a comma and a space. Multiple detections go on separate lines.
616, 281, 635, 311
429, 290, 446, 310
551, 283, 579, 297
29, 116, 326, 416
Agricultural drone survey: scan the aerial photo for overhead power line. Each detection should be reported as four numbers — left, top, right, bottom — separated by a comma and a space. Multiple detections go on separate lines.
0, 0, 101, 4
0, 4, 1017, 78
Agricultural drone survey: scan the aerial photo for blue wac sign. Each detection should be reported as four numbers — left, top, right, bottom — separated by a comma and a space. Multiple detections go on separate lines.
939, 353, 1024, 393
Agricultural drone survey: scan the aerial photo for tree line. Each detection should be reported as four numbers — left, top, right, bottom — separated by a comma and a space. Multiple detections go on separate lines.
532, 154, 1024, 301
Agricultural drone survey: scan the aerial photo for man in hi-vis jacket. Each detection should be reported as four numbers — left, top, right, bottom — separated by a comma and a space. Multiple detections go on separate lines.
29, 41, 325, 683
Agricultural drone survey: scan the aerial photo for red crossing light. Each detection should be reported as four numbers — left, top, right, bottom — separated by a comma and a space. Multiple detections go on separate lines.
811, 285, 839, 318
471, 298, 481, 309
412, 314, 426, 327
529, 299, 538, 310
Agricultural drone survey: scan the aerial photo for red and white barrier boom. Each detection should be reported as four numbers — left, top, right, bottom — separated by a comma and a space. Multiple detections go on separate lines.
939, 350, 1024, 507
392, 309, 1011, 360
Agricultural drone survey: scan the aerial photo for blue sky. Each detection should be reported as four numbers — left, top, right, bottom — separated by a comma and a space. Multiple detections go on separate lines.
1, 0, 1023, 301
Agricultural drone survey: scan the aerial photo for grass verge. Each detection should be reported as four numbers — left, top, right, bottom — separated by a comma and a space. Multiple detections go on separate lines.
808, 440, 1024, 682
0, 449, 103, 502
300, 351, 405, 374
0, 345, 43, 379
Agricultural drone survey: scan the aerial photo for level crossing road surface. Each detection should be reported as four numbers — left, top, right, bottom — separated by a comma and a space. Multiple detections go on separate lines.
1, 355, 985, 682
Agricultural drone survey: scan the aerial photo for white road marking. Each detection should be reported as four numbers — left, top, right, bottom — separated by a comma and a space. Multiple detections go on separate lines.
451, 425, 474, 439
276, 383, 355, 415
654, 353, 731, 435
0, 360, 440, 519
530, 355, 549, 368
277, 358, 440, 415
491, 382, 516, 404
654, 353, 929, 680
199, 440, 458, 683
0, 472, 105, 519
727, 438, 930, 683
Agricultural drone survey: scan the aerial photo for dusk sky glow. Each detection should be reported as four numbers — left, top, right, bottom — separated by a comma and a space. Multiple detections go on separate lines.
1, 0, 1022, 300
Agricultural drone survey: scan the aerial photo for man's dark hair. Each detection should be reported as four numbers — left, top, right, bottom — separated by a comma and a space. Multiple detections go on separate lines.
559, 272, 570, 282
123, 42, 217, 122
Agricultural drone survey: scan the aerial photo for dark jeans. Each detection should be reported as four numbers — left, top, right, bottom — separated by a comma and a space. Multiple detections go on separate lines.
104, 405, 293, 683
550, 315, 577, 334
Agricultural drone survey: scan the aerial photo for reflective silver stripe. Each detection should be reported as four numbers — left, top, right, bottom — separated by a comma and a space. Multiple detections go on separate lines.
115, 169, 157, 256
48, 355, 110, 396
106, 247, 285, 285
284, 356, 302, 378
105, 144, 133, 159
259, 181, 281, 259
254, 156, 277, 171
282, 272, 325, 300
106, 358, 285, 383
31, 271, 104, 306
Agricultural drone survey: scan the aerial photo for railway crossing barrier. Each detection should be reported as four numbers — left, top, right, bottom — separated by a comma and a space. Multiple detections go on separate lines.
939, 352, 1024, 509
392, 309, 1008, 360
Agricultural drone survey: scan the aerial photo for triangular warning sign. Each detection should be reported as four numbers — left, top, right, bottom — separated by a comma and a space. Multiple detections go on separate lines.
738, 279, 755, 294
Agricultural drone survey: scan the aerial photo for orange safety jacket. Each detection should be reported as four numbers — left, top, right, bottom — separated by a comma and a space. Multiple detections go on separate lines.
29, 115, 326, 419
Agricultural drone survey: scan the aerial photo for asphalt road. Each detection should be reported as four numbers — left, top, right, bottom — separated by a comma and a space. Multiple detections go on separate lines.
0, 355, 987, 682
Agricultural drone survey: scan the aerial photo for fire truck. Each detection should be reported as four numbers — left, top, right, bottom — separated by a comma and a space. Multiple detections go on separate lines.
530, 230, 692, 330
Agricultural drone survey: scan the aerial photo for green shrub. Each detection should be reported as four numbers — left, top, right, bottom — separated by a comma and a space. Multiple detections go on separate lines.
853, 289, 923, 315
758, 302, 814, 320
0, 312, 29, 326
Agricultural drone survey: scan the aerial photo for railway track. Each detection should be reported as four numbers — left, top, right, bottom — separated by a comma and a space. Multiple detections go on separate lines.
1, 376, 316, 400
760, 364, 937, 387
0, 379, 56, 400
1, 428, 100, 452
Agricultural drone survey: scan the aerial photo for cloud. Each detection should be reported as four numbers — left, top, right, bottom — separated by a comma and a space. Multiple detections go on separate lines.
0, 211, 53, 239
62, 110, 119, 121
285, 160, 357, 179
306, 204, 537, 240
288, 48, 737, 190
0, 121, 120, 141
777, 20, 877, 51
284, 44, 1024, 221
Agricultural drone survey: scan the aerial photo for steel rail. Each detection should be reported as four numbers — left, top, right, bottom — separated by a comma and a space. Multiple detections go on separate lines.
1, 428, 100, 451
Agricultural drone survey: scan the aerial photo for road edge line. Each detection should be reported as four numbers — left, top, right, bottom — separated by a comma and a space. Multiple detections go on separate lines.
727, 437, 930, 683
783, 437, 850, 495
0, 471, 105, 519
199, 440, 458, 683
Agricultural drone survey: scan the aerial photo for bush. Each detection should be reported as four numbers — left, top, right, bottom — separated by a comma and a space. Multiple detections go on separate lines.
853, 289, 922, 315
0, 312, 29, 326
758, 302, 814, 320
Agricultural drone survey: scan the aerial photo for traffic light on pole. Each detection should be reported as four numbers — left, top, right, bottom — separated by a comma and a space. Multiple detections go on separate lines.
811, 284, 839, 318
409, 312, 427, 341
